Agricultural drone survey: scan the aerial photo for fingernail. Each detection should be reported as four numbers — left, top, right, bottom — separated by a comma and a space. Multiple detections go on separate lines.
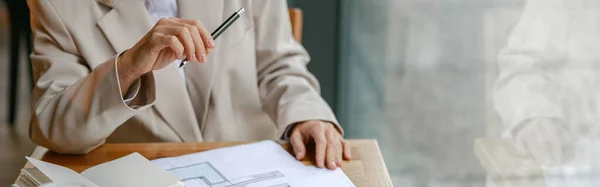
190, 54, 197, 62
201, 53, 207, 62
209, 39, 215, 47
295, 153, 301, 160
331, 161, 336, 167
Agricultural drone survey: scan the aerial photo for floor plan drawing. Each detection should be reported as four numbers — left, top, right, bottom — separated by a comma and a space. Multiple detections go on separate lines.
268, 184, 291, 187
152, 141, 354, 187
166, 162, 289, 187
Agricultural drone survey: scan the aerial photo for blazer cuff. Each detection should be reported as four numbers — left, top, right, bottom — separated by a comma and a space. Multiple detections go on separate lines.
123, 78, 140, 104
276, 102, 342, 139
113, 51, 156, 110
280, 119, 343, 140
281, 125, 294, 140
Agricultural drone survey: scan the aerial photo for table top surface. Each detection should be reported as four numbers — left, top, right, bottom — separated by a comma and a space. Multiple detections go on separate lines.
18, 139, 392, 187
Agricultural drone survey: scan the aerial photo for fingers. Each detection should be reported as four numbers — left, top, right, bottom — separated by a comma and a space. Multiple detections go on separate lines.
154, 18, 214, 63
290, 131, 306, 160
194, 20, 214, 48
154, 25, 195, 62
130, 18, 213, 74
167, 18, 213, 62
191, 19, 213, 55
311, 122, 343, 170
148, 32, 184, 60
295, 121, 348, 170
169, 18, 214, 47
314, 132, 327, 169
166, 19, 204, 62
342, 140, 352, 160
325, 129, 342, 170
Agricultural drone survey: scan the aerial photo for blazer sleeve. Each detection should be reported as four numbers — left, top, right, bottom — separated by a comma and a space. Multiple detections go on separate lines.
28, 0, 156, 154
493, 0, 569, 137
252, 1, 342, 138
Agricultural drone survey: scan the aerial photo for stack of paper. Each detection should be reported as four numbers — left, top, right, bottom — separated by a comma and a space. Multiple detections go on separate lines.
13, 168, 52, 187
12, 153, 183, 187
152, 140, 355, 187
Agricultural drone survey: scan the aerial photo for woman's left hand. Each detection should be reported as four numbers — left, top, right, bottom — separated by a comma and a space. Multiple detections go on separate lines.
289, 120, 352, 170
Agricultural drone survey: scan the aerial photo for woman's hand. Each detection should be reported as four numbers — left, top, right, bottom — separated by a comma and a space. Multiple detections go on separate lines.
289, 120, 352, 170
117, 17, 215, 96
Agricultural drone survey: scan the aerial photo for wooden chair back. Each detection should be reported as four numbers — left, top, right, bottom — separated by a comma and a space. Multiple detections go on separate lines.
288, 8, 303, 42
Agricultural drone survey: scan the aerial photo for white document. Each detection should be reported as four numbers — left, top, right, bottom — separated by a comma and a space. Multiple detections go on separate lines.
81, 153, 182, 187
151, 140, 355, 187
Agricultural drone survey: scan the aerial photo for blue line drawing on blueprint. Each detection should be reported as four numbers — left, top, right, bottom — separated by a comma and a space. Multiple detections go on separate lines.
268, 184, 291, 187
167, 162, 290, 187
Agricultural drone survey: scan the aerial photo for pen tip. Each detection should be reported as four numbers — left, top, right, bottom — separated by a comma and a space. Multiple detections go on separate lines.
237, 7, 245, 14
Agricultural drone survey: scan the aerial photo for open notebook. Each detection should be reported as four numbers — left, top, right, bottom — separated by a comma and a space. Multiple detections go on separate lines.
12, 153, 183, 187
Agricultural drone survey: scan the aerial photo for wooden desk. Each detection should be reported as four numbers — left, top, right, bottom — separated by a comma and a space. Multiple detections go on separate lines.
17, 139, 392, 187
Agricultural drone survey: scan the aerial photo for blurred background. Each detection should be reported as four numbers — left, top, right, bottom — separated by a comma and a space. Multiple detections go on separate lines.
0, 0, 532, 186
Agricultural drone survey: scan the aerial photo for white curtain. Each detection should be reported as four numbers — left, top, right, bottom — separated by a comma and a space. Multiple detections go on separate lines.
338, 0, 526, 186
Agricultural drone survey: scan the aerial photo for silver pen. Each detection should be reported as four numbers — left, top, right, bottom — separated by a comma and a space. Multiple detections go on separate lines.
179, 7, 245, 68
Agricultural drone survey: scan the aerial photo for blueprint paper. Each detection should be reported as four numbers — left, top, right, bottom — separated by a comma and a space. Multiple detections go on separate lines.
151, 141, 355, 187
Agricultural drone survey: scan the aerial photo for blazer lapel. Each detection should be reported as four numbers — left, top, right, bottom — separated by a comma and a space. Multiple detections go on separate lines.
97, 0, 152, 53
153, 63, 203, 142
97, 0, 202, 142
178, 0, 224, 130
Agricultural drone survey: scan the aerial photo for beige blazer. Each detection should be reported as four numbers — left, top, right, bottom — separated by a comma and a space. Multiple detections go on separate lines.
28, 0, 339, 154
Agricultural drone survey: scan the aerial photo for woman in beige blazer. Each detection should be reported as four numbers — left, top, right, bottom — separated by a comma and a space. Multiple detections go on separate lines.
27, 0, 350, 169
